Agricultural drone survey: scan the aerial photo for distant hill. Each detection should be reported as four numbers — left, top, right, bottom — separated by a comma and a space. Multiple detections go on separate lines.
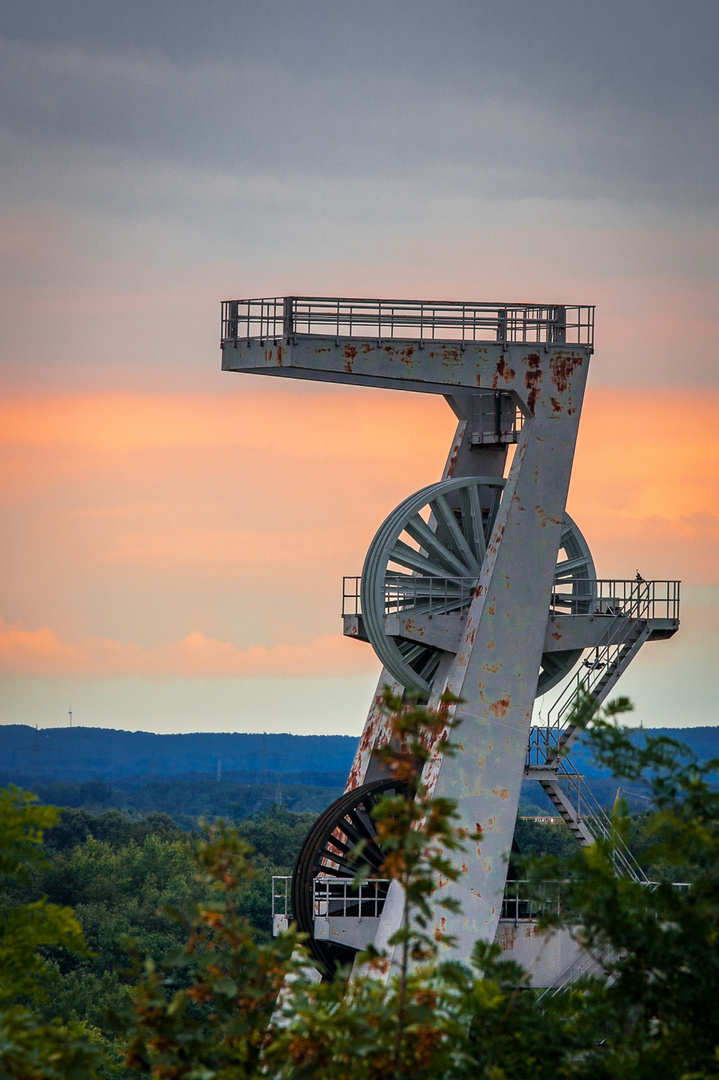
1, 723, 716, 816
0, 725, 358, 785
566, 727, 719, 779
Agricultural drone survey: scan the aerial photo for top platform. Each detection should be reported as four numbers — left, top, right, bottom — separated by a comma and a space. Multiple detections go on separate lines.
221, 296, 594, 400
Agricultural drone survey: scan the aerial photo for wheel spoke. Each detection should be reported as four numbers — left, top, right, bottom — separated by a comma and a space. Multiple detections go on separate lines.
318, 848, 356, 875
322, 831, 356, 858
555, 554, 592, 579
485, 487, 503, 537
403, 513, 472, 576
389, 540, 450, 578
463, 482, 487, 564
418, 649, 442, 682
398, 640, 430, 666
386, 575, 466, 597
551, 596, 575, 610
343, 808, 381, 850
291, 779, 409, 975
430, 494, 481, 572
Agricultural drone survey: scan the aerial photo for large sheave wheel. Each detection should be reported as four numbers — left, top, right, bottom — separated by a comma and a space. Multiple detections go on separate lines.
361, 476, 505, 695
361, 475, 595, 696
291, 779, 405, 977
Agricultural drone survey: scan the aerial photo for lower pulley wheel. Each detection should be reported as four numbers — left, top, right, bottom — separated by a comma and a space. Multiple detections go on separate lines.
291, 778, 405, 976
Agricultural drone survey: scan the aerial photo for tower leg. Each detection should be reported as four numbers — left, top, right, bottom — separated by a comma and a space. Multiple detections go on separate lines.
373, 378, 589, 965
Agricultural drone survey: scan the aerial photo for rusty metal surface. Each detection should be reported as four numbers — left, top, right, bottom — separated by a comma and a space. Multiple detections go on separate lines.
224, 334, 591, 407
494, 922, 594, 988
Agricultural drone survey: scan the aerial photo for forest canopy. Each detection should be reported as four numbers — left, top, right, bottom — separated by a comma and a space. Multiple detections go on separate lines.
0, 695, 718, 1079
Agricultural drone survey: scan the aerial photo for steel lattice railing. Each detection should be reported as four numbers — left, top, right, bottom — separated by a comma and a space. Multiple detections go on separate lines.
222, 296, 595, 348
312, 877, 390, 920
543, 580, 680, 741
344, 575, 679, 624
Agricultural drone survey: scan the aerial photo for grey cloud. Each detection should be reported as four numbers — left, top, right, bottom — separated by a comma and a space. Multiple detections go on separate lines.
0, 0, 716, 394
0, 1, 717, 211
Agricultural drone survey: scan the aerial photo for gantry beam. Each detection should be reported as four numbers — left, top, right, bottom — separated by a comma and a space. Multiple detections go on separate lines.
222, 295, 594, 404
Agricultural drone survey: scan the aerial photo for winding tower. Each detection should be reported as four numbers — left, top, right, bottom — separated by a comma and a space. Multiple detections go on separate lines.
221, 296, 680, 987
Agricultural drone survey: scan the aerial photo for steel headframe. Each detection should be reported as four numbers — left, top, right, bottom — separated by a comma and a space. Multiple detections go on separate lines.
221, 294, 678, 980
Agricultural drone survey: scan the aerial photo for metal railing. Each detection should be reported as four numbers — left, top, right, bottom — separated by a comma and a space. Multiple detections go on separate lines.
501, 879, 566, 923
222, 297, 594, 348
540, 947, 602, 998
527, 725, 568, 767
343, 575, 478, 620
549, 578, 680, 620
342, 577, 363, 618
345, 576, 680, 625
540, 880, 692, 998
274, 873, 690, 934
544, 581, 680, 742
272, 875, 292, 920
313, 877, 390, 920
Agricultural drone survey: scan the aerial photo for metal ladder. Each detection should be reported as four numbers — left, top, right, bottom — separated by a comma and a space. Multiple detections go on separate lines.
527, 585, 654, 881
537, 757, 647, 881
547, 627, 651, 763
537, 942, 606, 1000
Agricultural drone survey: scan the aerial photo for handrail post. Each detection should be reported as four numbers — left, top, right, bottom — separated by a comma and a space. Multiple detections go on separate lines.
552, 305, 567, 344
225, 300, 239, 342
283, 296, 294, 339
498, 306, 507, 347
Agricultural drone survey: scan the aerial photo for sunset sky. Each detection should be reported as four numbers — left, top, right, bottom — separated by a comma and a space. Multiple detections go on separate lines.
1, 1, 717, 735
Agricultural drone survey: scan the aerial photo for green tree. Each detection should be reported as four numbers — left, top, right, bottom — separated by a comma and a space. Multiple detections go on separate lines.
524, 698, 719, 1079
0, 787, 103, 1079
117, 822, 302, 1079
356, 689, 476, 1071
118, 692, 479, 1080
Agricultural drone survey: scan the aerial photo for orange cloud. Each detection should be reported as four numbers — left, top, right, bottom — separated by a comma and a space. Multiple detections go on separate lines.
0, 615, 377, 679
0, 389, 456, 644
0, 620, 85, 675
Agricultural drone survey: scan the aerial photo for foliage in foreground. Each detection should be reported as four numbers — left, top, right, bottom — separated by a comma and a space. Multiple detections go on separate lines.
1, 690, 719, 1078
0, 787, 104, 1078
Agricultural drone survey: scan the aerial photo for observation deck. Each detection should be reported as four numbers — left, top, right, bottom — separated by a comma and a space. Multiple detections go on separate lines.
221, 296, 594, 397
